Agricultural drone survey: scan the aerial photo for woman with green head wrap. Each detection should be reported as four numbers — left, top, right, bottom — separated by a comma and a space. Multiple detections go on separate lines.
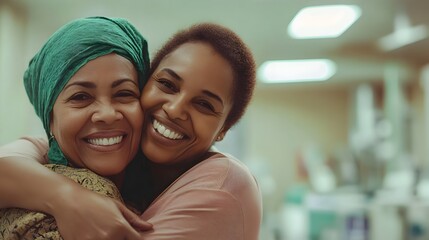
25, 16, 149, 167
0, 16, 152, 239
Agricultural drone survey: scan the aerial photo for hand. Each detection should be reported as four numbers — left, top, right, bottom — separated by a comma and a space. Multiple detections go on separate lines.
116, 199, 153, 232
50, 182, 152, 240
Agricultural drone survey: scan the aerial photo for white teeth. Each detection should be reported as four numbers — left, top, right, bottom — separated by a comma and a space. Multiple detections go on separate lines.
88, 136, 123, 146
153, 119, 184, 140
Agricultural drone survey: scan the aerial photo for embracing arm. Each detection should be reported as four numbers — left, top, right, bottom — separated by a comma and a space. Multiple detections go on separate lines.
0, 137, 151, 239
0, 137, 51, 209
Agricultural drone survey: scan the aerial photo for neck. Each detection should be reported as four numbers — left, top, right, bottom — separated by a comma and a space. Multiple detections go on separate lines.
143, 152, 209, 204
140, 151, 217, 208
147, 162, 189, 200
108, 172, 125, 189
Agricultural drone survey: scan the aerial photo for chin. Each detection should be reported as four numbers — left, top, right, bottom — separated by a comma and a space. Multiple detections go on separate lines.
92, 164, 125, 176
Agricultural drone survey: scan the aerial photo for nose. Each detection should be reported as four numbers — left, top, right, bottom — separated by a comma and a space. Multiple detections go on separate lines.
91, 101, 123, 124
162, 96, 188, 121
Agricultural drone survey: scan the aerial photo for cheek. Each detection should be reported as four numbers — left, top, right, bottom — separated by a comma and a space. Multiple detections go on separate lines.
125, 102, 144, 131
51, 108, 72, 137
140, 83, 152, 104
140, 92, 149, 109
122, 102, 144, 156
51, 111, 83, 162
140, 87, 157, 110
194, 117, 223, 139
140, 93, 145, 107
50, 104, 60, 133
51, 105, 90, 142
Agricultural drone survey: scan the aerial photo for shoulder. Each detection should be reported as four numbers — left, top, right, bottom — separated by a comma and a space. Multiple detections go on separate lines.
171, 152, 259, 195
142, 152, 262, 240
0, 136, 49, 163
45, 164, 122, 201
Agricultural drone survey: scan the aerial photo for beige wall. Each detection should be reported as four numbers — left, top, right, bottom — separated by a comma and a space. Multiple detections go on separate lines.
0, 3, 39, 145
245, 85, 351, 211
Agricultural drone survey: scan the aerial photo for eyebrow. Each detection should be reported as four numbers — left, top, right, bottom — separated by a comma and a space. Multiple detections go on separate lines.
160, 68, 224, 106
112, 79, 138, 88
63, 79, 138, 91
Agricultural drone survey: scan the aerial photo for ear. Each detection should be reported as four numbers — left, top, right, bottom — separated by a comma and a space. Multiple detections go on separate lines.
215, 130, 227, 142
49, 112, 55, 139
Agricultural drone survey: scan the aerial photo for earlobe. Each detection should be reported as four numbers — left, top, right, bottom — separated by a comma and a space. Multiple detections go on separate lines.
216, 131, 226, 142
49, 132, 55, 141
49, 114, 55, 140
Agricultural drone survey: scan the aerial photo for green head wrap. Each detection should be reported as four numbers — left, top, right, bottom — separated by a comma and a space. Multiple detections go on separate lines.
23, 16, 150, 165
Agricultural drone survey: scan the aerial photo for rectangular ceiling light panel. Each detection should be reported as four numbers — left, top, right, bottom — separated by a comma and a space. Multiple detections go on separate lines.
288, 5, 361, 39
258, 59, 337, 83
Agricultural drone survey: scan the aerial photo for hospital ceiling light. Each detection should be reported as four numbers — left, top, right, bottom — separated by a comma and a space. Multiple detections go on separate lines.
288, 5, 361, 39
258, 59, 337, 83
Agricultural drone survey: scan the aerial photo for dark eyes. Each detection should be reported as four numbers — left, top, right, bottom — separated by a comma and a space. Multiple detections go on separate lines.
156, 79, 178, 92
67, 90, 138, 103
155, 77, 218, 114
68, 93, 91, 101
114, 90, 139, 98
196, 100, 215, 112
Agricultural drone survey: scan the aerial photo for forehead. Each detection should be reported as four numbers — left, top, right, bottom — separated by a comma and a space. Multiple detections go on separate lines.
157, 42, 234, 101
68, 53, 137, 84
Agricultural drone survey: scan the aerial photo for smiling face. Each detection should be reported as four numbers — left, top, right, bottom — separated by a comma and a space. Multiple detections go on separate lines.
140, 42, 234, 166
50, 53, 143, 178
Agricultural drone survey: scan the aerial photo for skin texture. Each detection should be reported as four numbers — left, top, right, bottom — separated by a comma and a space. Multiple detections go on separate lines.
140, 42, 232, 167
50, 53, 143, 183
137, 42, 234, 205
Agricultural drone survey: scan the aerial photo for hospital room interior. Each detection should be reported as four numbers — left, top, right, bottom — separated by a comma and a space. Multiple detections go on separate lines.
2, 0, 429, 239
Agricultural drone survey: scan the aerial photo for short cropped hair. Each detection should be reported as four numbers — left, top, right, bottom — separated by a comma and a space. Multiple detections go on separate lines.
150, 23, 256, 131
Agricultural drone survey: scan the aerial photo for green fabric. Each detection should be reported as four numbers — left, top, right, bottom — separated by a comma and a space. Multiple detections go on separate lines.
23, 16, 150, 165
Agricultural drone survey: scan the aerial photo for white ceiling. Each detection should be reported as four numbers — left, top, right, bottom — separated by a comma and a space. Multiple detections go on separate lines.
10, 0, 429, 89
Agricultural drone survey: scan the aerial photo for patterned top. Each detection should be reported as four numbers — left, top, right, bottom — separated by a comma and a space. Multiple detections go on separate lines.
0, 164, 121, 240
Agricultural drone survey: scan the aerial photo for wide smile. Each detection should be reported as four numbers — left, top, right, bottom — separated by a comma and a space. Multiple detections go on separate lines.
86, 136, 124, 146
153, 119, 185, 140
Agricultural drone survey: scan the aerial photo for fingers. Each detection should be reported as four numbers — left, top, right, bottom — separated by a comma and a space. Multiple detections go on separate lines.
117, 201, 153, 231
123, 220, 145, 240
